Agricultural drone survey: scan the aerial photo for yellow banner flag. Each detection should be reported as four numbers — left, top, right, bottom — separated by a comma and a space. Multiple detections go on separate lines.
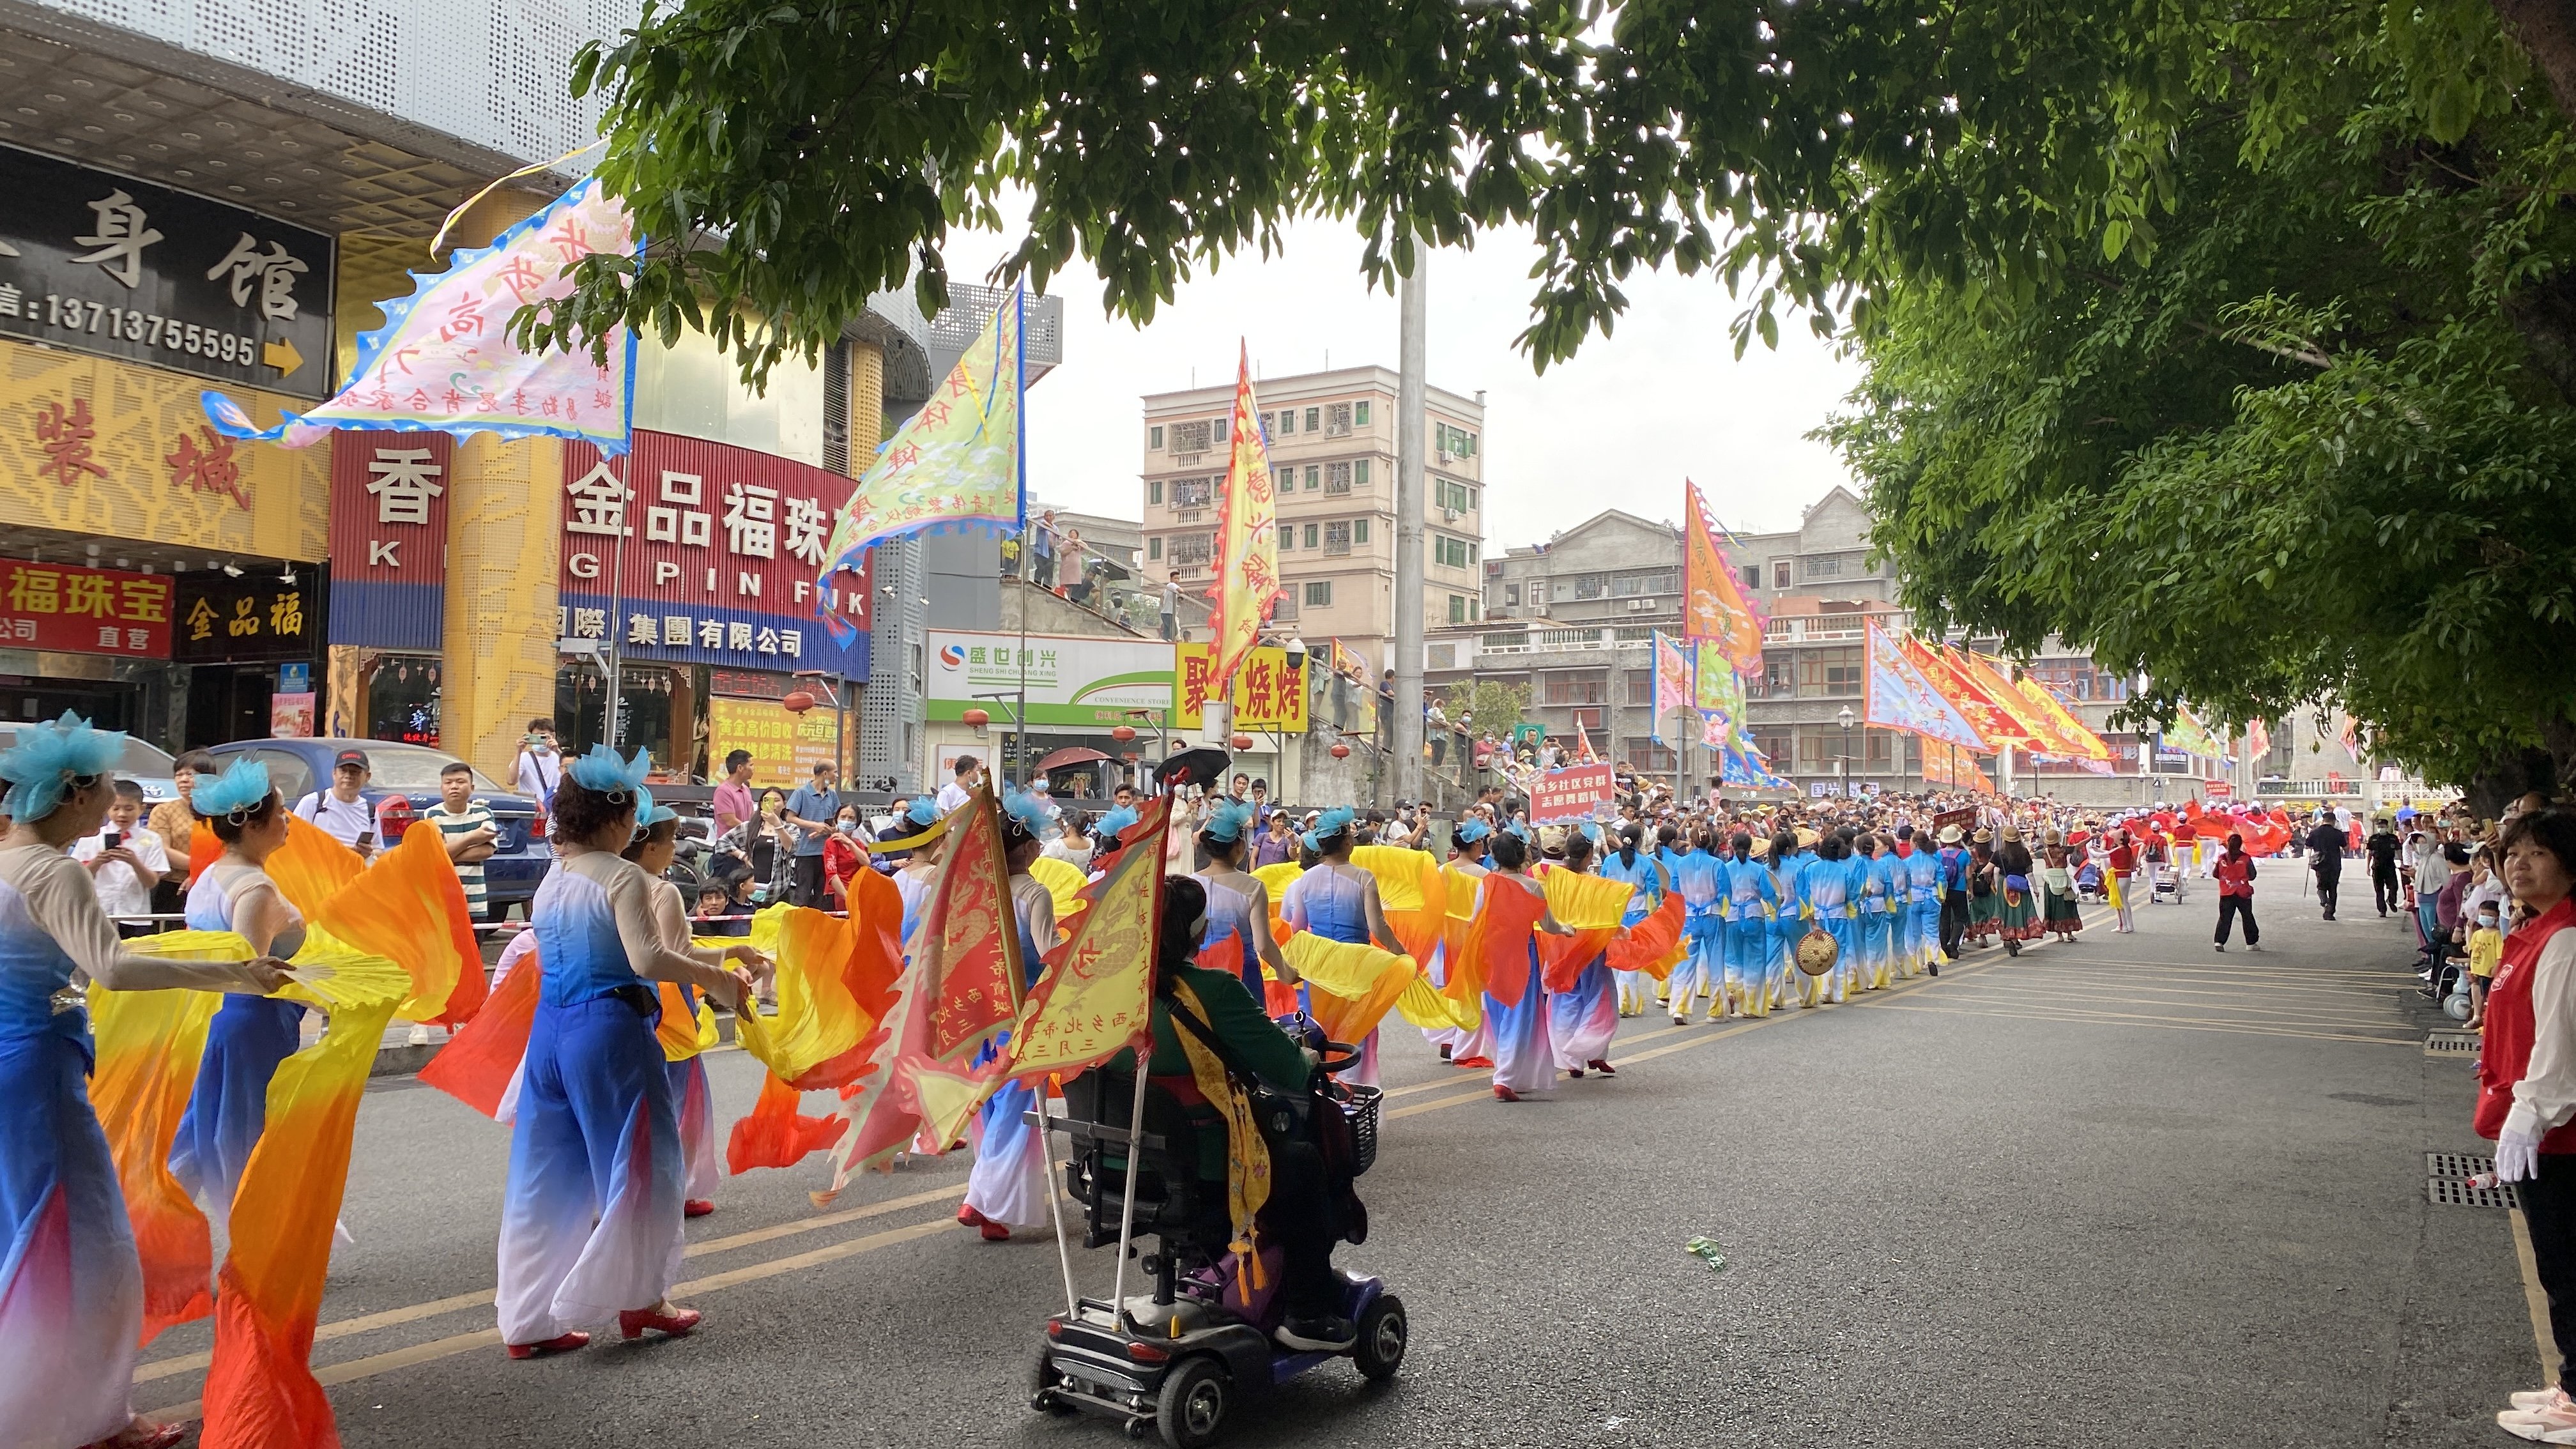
1007, 799, 1169, 1082
1204, 342, 1280, 693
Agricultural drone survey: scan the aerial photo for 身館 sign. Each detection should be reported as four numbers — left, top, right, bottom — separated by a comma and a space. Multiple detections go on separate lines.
926, 631, 1176, 728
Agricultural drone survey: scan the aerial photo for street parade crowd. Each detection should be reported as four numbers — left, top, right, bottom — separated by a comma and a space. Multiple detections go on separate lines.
17, 705, 2576, 1449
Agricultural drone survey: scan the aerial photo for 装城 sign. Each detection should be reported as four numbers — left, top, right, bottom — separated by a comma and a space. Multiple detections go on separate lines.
1529, 763, 1616, 825
0, 559, 172, 658
1172, 641, 1307, 731
0, 145, 334, 397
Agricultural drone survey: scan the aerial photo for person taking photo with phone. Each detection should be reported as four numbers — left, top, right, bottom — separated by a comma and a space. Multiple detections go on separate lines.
69, 778, 170, 935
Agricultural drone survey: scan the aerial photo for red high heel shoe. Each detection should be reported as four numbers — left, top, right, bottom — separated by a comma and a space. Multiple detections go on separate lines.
618, 1307, 702, 1340
979, 1220, 1011, 1242
505, 1331, 590, 1360
1453, 1054, 1494, 1069
956, 1203, 989, 1229
1587, 1059, 1617, 1077
684, 1199, 716, 1218
1492, 1085, 1521, 1103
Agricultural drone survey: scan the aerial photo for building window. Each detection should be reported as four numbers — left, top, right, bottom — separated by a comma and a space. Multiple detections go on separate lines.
1327, 402, 1352, 435
1305, 465, 1321, 491
1765, 657, 1796, 698
1541, 675, 1605, 705
1324, 521, 1353, 555
1273, 594, 1299, 621
1804, 554, 1847, 579
1740, 564, 1761, 590
1354, 459, 1371, 487
1274, 466, 1292, 491
1212, 417, 1229, 442
1354, 518, 1371, 544
1303, 523, 1319, 549
1278, 526, 1294, 551
1326, 462, 1353, 494
1149, 480, 1164, 505
1755, 729, 1792, 766
1435, 422, 1478, 457
1613, 569, 1677, 596
1259, 411, 1273, 436
1505, 583, 1521, 606
1304, 406, 1321, 431
1170, 420, 1212, 452
1798, 646, 1863, 696
1277, 410, 1294, 435
1625, 670, 1654, 705
1434, 535, 1475, 569
1865, 730, 1894, 769
1305, 580, 1333, 607
1436, 477, 1477, 513
1354, 400, 1372, 425
1172, 477, 1213, 508
1148, 536, 1162, 560
1149, 425, 1164, 449
1573, 572, 1609, 600
1450, 595, 1470, 625
1170, 533, 1212, 566
1774, 561, 1792, 588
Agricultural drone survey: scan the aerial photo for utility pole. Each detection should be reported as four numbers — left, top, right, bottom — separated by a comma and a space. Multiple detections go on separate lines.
1392, 256, 1427, 806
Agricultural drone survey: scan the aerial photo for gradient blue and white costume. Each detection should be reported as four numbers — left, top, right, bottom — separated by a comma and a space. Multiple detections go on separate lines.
1719, 854, 1781, 1016
1283, 862, 1384, 1087
494, 849, 702, 1345
1857, 850, 1896, 992
1597, 844, 1662, 1018
167, 857, 307, 1229
1903, 843, 1942, 976
1805, 854, 1860, 1004
1479, 873, 1556, 1098
1667, 847, 1723, 1022
1772, 848, 1815, 1009
961, 870, 1057, 1233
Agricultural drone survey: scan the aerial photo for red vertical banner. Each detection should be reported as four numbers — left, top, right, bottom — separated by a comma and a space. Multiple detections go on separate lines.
327, 431, 453, 651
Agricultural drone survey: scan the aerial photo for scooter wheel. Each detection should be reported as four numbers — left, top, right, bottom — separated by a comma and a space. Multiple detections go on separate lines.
1032, 1349, 1075, 1414
1353, 1294, 1407, 1382
1156, 1357, 1229, 1449
2445, 994, 2473, 1022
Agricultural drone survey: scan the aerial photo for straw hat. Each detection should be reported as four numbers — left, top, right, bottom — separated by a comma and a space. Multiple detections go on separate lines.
1795, 827, 1820, 850
1937, 824, 1964, 845
1795, 927, 1839, 977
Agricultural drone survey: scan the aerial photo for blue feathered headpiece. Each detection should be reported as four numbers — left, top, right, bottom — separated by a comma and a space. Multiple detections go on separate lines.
1202, 800, 1255, 845
631, 785, 677, 835
904, 796, 941, 829
0, 711, 125, 824
1302, 804, 1355, 852
1455, 818, 1492, 845
1002, 786, 1055, 839
1097, 804, 1139, 841
190, 756, 275, 824
567, 744, 652, 802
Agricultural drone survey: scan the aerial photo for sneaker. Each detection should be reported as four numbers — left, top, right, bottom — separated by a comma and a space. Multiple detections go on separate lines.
2246, 944, 2264, 953
1275, 1315, 1358, 1352
2214, 944, 2227, 953
1928, 962, 1939, 977
2499, 1395, 2576, 1443
2510, 1388, 2570, 1413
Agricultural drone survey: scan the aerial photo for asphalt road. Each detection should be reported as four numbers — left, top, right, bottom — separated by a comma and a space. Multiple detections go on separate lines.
131, 874, 2542, 1448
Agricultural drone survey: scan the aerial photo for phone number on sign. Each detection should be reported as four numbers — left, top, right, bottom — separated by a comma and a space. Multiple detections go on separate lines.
13, 293, 261, 364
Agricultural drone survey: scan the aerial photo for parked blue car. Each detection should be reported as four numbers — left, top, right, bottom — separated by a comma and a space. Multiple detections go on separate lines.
204, 739, 548, 919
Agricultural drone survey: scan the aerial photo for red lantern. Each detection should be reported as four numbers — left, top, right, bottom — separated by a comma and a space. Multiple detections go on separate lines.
1110, 724, 1138, 743
963, 707, 991, 728
781, 689, 817, 715
1330, 742, 1352, 760
1229, 733, 1254, 752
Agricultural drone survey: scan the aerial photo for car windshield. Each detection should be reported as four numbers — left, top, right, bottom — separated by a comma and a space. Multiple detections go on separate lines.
0, 729, 174, 778
355, 744, 505, 793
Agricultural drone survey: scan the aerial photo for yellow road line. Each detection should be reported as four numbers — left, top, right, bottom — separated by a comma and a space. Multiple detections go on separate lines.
2512, 1208, 2564, 1387
134, 1183, 964, 1384
140, 1217, 958, 1423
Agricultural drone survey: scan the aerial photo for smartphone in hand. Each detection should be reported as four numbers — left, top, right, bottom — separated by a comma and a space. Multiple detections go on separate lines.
356, 831, 377, 850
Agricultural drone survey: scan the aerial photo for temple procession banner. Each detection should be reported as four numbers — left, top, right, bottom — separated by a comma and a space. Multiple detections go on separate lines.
203, 178, 638, 454
1653, 631, 1695, 717
1692, 640, 1745, 728
1897, 637, 2041, 750
1862, 620, 1988, 752
2013, 675, 2113, 761
2165, 704, 2226, 760
1681, 482, 1764, 673
816, 285, 1027, 584
1204, 342, 1281, 692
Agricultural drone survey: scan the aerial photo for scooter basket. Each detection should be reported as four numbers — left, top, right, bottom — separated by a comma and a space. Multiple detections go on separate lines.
1342, 1084, 1382, 1177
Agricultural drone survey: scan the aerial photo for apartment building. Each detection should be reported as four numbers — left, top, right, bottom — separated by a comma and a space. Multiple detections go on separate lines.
1140, 367, 1487, 673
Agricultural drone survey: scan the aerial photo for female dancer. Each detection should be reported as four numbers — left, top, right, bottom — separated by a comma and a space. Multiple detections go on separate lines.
1805, 832, 1862, 1004
1598, 824, 1667, 1018
1428, 819, 1492, 1061
1767, 831, 1811, 1011
1667, 829, 1724, 1025
958, 790, 1063, 1241
1, 715, 286, 1449
1719, 832, 1780, 1018
1192, 801, 1298, 1001
887, 796, 945, 947
1995, 825, 2041, 956
1549, 831, 1632, 1079
1479, 831, 1572, 1101
2041, 831, 2084, 942
622, 790, 720, 1218
169, 758, 310, 1227
1281, 808, 1404, 1087
1966, 830, 2002, 947
1857, 833, 1898, 991
497, 747, 766, 1358
1901, 824, 1942, 978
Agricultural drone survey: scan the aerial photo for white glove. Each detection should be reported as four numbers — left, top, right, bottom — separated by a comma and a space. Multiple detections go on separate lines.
2497, 1122, 2545, 1183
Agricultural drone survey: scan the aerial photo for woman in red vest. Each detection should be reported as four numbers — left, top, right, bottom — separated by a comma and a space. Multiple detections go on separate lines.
2211, 833, 2262, 953
2483, 807, 2576, 1441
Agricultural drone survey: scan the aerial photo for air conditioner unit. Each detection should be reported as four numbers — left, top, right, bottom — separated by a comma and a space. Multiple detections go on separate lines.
1437, 448, 1454, 464
1626, 597, 1650, 611
1442, 507, 1460, 523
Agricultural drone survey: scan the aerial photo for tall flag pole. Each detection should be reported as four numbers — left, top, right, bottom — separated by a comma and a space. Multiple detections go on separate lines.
1681, 482, 1765, 675
1206, 343, 1280, 694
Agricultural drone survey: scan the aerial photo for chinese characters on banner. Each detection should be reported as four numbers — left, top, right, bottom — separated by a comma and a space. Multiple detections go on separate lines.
327, 431, 451, 652
705, 696, 841, 790
1528, 763, 1616, 825
1172, 641, 1307, 731
1692, 640, 1745, 729
201, 178, 634, 451
1204, 343, 1279, 692
1652, 631, 1694, 718
1006, 799, 1167, 1083
0, 559, 172, 657
557, 430, 871, 678
172, 572, 314, 663
1862, 620, 1987, 752
1681, 482, 1764, 674
0, 146, 335, 398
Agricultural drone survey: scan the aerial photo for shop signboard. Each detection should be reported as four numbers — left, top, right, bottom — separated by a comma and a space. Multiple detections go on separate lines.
1172, 642, 1308, 731
927, 631, 1176, 728
1529, 763, 1616, 825
172, 570, 317, 664
0, 145, 334, 398
559, 431, 871, 679
0, 559, 172, 659
705, 694, 840, 790
327, 431, 451, 650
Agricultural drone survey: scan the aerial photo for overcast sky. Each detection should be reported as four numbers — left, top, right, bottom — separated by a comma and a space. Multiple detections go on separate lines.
941, 216, 1864, 551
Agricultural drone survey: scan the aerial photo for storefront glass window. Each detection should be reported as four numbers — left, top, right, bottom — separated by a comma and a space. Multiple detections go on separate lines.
634, 328, 827, 467
556, 664, 681, 776
367, 654, 441, 746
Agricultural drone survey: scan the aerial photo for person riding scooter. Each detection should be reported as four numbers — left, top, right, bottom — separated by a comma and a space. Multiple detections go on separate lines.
1128, 875, 1362, 1352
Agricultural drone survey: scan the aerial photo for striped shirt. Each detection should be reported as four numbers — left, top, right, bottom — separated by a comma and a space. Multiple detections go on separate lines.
428, 800, 494, 915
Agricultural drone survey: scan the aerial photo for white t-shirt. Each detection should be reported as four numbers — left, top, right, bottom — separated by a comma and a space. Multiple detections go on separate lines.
295, 790, 376, 849
515, 746, 562, 802
934, 780, 973, 815
69, 824, 170, 917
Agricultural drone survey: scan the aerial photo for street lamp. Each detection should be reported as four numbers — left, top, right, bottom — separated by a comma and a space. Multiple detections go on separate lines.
1837, 704, 1856, 797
